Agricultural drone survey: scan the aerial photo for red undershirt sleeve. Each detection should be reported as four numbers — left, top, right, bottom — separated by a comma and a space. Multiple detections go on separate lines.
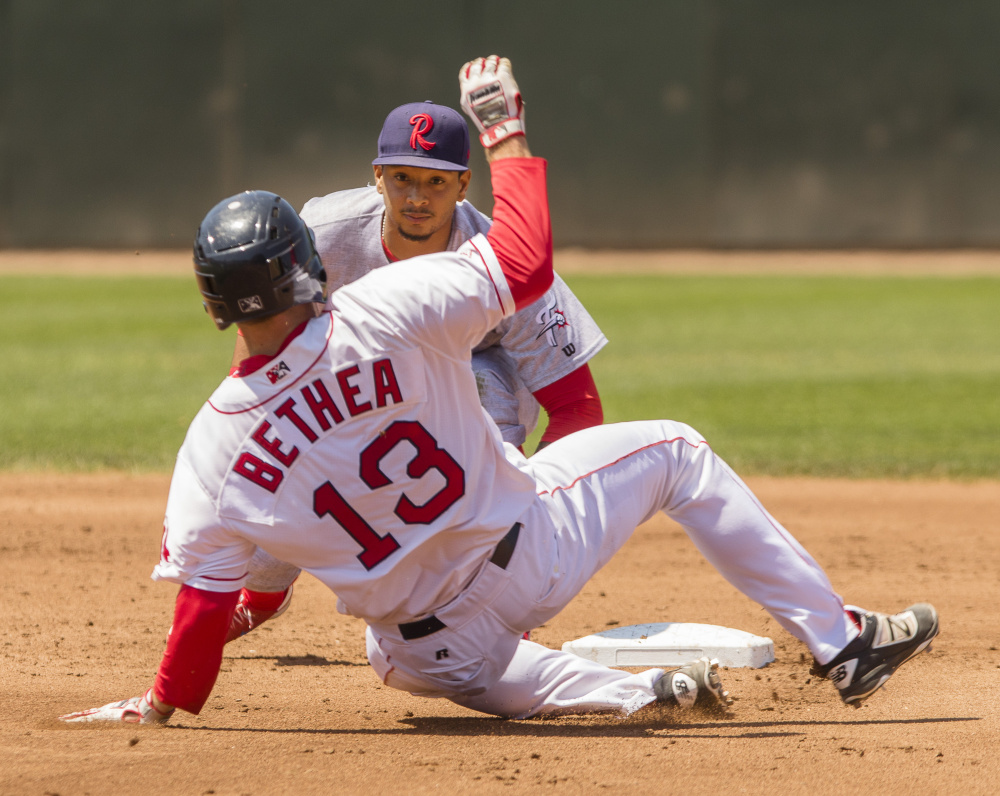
533, 364, 604, 444
153, 584, 239, 714
486, 158, 553, 311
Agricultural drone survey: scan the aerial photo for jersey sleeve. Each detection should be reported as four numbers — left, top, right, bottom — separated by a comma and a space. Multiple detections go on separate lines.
153, 585, 237, 714
152, 454, 256, 593
479, 272, 609, 393
534, 363, 604, 444
484, 157, 553, 310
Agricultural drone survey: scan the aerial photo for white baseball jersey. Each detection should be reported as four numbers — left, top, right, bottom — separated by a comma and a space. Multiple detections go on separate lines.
300, 186, 608, 443
153, 215, 861, 721
154, 235, 538, 625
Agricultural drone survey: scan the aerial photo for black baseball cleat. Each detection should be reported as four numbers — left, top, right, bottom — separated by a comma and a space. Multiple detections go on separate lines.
654, 657, 732, 709
812, 603, 939, 707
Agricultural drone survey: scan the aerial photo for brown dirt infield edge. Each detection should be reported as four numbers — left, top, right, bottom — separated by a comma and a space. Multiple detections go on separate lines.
2, 252, 998, 795
4, 247, 1000, 276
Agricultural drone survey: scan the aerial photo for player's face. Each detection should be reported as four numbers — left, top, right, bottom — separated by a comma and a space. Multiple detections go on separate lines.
374, 165, 471, 245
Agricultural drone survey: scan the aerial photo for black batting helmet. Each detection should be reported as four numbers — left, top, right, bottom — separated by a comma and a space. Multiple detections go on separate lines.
193, 190, 327, 330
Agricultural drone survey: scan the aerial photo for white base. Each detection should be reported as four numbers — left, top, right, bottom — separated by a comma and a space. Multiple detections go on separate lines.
561, 622, 775, 669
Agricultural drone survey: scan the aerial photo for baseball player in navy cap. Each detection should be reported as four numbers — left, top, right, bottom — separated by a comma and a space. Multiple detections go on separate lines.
367, 101, 477, 260
373, 100, 472, 170
223, 95, 609, 639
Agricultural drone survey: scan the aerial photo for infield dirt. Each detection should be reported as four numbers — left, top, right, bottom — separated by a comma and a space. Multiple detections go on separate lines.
4, 247, 1000, 276
2, 472, 997, 795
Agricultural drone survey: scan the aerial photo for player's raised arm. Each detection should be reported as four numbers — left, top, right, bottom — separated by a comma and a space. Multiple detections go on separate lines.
460, 56, 553, 311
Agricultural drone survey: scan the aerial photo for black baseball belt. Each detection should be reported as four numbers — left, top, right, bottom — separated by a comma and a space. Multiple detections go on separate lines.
397, 522, 522, 641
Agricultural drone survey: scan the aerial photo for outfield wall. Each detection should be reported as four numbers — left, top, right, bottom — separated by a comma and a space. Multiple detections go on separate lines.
3, 1, 1000, 249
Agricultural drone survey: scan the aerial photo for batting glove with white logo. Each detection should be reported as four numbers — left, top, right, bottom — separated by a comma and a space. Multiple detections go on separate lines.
59, 688, 174, 724
459, 55, 525, 148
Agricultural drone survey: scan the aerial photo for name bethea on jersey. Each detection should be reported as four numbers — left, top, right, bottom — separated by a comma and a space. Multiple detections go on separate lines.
228, 351, 426, 497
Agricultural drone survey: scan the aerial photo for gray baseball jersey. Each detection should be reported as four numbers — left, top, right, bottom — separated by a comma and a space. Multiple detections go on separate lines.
300, 187, 608, 445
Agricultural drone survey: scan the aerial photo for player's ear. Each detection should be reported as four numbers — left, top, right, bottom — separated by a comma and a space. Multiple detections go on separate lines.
456, 169, 471, 202
373, 165, 384, 194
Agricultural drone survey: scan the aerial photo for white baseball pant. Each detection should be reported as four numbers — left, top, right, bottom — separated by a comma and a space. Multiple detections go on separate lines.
366, 419, 858, 718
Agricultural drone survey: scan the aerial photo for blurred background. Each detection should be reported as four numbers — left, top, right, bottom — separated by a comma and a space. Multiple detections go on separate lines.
3, 0, 1000, 250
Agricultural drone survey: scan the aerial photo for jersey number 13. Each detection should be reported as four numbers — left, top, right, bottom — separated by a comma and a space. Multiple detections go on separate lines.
312, 420, 465, 570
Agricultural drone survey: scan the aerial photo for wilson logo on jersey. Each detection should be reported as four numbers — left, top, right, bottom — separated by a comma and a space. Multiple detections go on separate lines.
238, 295, 264, 313
535, 295, 569, 347
409, 113, 436, 152
266, 361, 291, 385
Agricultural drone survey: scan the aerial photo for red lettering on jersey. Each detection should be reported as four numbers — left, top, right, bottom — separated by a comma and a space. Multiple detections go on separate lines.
275, 398, 319, 443
336, 365, 373, 417
251, 420, 299, 467
372, 358, 403, 408
301, 378, 345, 430
234, 452, 284, 493
409, 113, 436, 152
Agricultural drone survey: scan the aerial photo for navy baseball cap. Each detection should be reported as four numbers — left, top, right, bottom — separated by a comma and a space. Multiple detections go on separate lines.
372, 101, 470, 171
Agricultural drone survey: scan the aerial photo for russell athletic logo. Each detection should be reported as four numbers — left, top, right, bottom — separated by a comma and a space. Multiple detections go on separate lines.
409, 113, 436, 151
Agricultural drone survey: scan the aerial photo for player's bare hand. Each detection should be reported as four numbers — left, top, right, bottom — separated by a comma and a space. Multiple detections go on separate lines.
59, 688, 174, 724
459, 55, 525, 148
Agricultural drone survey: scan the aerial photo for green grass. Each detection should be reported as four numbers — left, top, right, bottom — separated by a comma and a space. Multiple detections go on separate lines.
529, 275, 1000, 477
0, 276, 235, 471
2, 273, 998, 477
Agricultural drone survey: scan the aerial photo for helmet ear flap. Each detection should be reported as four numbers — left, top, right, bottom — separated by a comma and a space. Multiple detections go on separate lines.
192, 191, 327, 329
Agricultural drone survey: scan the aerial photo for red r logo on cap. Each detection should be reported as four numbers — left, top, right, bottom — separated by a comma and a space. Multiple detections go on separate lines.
409, 114, 436, 152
